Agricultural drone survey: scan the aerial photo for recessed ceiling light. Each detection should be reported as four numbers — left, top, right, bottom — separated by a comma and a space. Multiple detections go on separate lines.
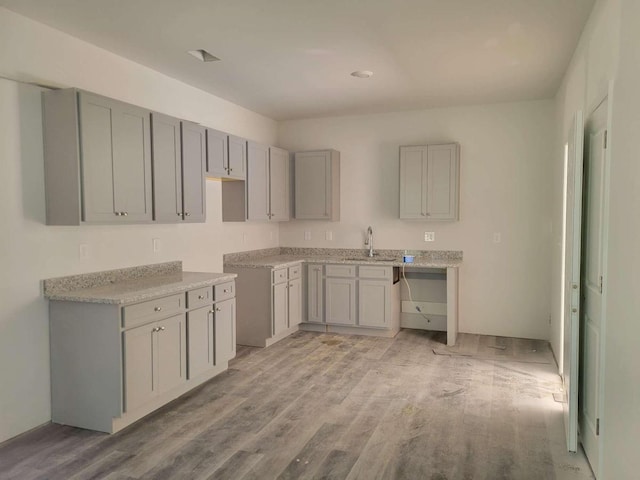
351, 70, 373, 78
187, 49, 220, 62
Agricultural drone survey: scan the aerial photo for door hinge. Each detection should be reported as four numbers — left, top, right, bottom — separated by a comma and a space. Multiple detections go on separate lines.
604, 130, 608, 149
596, 418, 600, 436
599, 275, 603, 294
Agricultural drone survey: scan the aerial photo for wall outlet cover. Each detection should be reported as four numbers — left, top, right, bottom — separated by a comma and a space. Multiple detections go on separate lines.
304, 231, 312, 241
424, 232, 435, 242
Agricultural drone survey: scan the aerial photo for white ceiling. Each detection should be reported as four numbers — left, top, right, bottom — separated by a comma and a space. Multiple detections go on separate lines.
0, 0, 594, 120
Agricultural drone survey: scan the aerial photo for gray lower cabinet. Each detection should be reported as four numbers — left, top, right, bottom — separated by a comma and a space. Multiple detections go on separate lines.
226, 263, 301, 347
43, 88, 153, 225
49, 280, 236, 434
306, 264, 324, 323
399, 143, 459, 220
246, 142, 290, 221
304, 264, 400, 336
293, 150, 340, 221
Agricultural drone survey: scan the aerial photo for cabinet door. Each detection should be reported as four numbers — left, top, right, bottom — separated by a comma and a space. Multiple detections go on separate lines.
228, 134, 247, 180
272, 282, 289, 335
214, 298, 236, 364
325, 278, 356, 325
206, 128, 229, 177
247, 141, 271, 221
288, 277, 302, 327
269, 147, 290, 221
181, 122, 206, 222
187, 305, 213, 379
112, 101, 153, 222
78, 92, 119, 222
358, 280, 391, 328
294, 151, 331, 219
156, 314, 187, 395
426, 144, 459, 220
151, 112, 183, 222
399, 146, 427, 219
123, 322, 156, 412
307, 265, 324, 323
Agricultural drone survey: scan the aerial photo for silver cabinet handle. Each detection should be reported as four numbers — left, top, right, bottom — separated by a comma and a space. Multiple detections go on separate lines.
572, 308, 578, 313
122, 212, 128, 216
229, 168, 233, 172
159, 326, 166, 331
115, 212, 121, 216
154, 306, 162, 312
209, 310, 215, 314
215, 307, 221, 312
198, 295, 205, 300
177, 212, 182, 216
152, 327, 160, 332
224, 289, 229, 293
184, 212, 191, 217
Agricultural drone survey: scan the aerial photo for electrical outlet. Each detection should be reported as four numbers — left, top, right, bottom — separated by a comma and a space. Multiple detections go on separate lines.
304, 231, 312, 241
325, 231, 333, 241
493, 232, 502, 243
424, 232, 435, 242
242, 233, 248, 244
152, 238, 161, 253
79, 243, 89, 260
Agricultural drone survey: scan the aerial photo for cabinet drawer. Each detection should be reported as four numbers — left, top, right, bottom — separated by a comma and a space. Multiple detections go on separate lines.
325, 264, 356, 277
187, 286, 213, 309
272, 268, 288, 284
215, 281, 235, 301
122, 293, 184, 328
359, 266, 392, 280
288, 265, 301, 280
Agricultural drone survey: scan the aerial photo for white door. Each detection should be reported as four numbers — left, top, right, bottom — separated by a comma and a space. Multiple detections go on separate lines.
580, 98, 608, 474
562, 110, 584, 453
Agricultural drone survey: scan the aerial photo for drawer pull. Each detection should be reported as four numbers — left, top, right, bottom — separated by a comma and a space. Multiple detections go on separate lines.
215, 307, 221, 312
224, 289, 229, 293
154, 306, 162, 312
198, 295, 205, 300
209, 310, 215, 314
159, 326, 166, 331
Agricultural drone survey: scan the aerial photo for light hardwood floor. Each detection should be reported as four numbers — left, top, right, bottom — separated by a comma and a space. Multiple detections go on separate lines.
0, 330, 594, 480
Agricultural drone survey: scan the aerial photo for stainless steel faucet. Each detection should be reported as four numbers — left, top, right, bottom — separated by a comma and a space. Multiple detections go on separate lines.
365, 226, 374, 257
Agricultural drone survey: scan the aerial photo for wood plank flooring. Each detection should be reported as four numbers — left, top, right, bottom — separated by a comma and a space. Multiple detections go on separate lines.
0, 330, 594, 480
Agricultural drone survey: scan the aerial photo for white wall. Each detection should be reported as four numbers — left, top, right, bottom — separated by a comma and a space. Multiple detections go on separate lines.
278, 100, 555, 340
0, 8, 278, 443
549, 0, 620, 376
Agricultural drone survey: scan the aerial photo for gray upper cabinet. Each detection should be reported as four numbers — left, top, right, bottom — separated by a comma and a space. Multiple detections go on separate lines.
246, 142, 290, 222
151, 116, 206, 223
227, 134, 248, 179
206, 129, 247, 180
151, 113, 182, 222
399, 143, 459, 221
180, 121, 206, 222
294, 150, 340, 221
42, 89, 153, 225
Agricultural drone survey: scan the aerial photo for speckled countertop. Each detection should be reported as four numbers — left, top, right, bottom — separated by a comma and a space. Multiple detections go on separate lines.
224, 248, 462, 269
44, 262, 236, 304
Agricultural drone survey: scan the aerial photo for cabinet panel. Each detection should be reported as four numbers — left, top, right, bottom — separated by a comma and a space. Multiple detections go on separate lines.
325, 264, 356, 277
427, 144, 458, 220
157, 314, 186, 394
187, 306, 212, 379
228, 134, 247, 179
206, 128, 228, 177
307, 265, 324, 323
359, 280, 391, 328
181, 122, 206, 222
272, 282, 289, 335
122, 293, 184, 329
269, 146, 290, 221
399, 146, 427, 219
294, 151, 331, 219
215, 282, 235, 301
151, 112, 182, 222
79, 93, 117, 222
123, 323, 155, 412
187, 286, 213, 309
112, 104, 152, 221
359, 266, 392, 279
325, 278, 356, 325
214, 298, 236, 364
288, 278, 302, 328
247, 141, 271, 221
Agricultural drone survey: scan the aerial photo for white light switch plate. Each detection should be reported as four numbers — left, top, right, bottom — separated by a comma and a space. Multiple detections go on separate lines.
493, 232, 502, 243
152, 238, 161, 253
424, 232, 435, 242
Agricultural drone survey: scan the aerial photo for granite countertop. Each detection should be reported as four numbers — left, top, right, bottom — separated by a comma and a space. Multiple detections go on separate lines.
44, 262, 236, 305
224, 248, 462, 270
